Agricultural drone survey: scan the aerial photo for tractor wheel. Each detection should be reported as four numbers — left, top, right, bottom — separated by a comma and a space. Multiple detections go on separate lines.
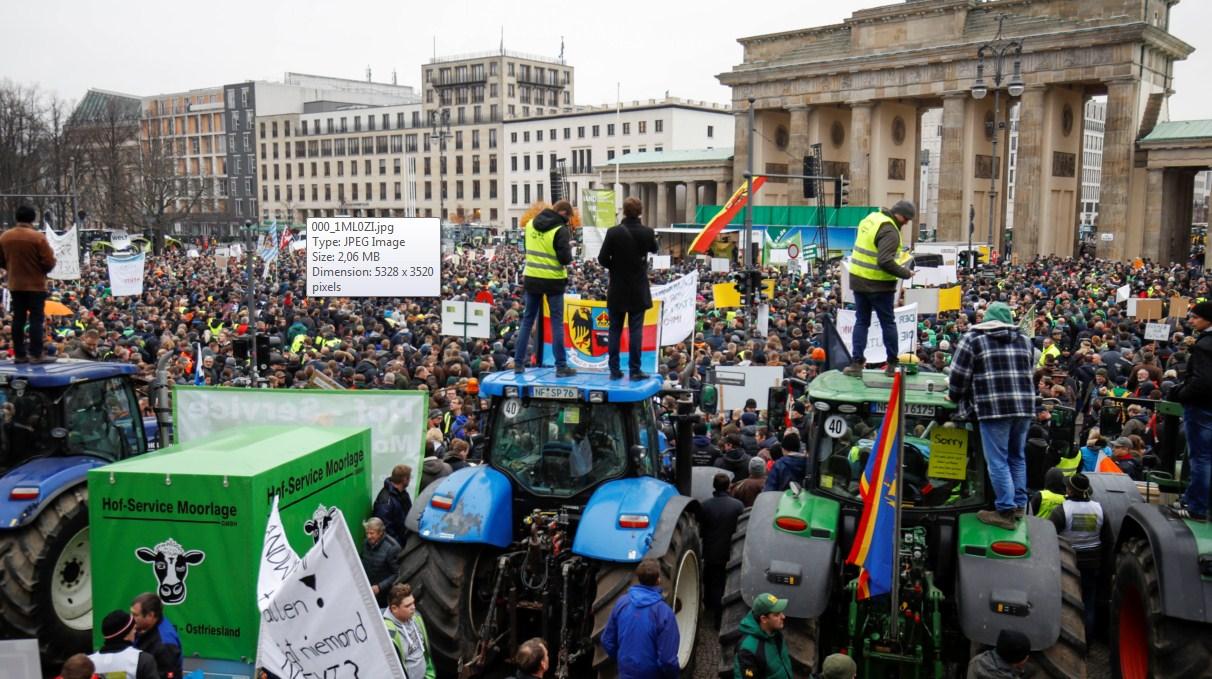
592, 512, 702, 678
0, 485, 92, 665
398, 532, 480, 678
717, 508, 818, 677
1110, 537, 1212, 679
1023, 538, 1087, 678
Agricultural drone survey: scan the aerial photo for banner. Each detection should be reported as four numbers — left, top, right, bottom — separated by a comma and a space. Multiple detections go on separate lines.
542, 299, 661, 374
836, 303, 918, 358
582, 227, 608, 261
110, 229, 131, 251
173, 388, 428, 495
651, 271, 698, 345
186, 247, 200, 258
257, 507, 406, 679
581, 188, 617, 227
106, 252, 145, 296
45, 226, 81, 280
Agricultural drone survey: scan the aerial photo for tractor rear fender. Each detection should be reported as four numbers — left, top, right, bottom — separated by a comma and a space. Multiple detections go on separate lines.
413, 466, 513, 548
0, 456, 105, 530
957, 514, 1064, 650
642, 494, 699, 561
1086, 471, 1144, 549
1116, 503, 1212, 624
740, 490, 839, 619
573, 477, 679, 563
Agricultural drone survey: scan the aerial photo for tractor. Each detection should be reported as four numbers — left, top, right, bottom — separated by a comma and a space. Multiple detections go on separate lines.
400, 367, 706, 678
718, 368, 1086, 678
1080, 396, 1212, 678
0, 358, 166, 663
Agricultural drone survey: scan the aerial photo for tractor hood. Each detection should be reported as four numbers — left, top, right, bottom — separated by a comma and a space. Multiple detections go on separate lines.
0, 456, 103, 529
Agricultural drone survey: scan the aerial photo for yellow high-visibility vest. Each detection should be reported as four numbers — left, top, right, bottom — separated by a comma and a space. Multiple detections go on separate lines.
522, 220, 567, 280
849, 211, 908, 282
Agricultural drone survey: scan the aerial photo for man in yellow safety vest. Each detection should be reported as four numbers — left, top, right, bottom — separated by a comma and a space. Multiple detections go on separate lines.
513, 200, 577, 377
844, 201, 916, 377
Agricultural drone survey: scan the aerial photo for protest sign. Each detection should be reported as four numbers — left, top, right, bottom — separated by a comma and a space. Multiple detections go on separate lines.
836, 304, 918, 357
1170, 296, 1189, 319
650, 254, 671, 270
186, 247, 200, 258
938, 286, 962, 312
106, 252, 145, 296
45, 227, 80, 280
711, 257, 731, 273
712, 282, 741, 308
757, 304, 770, 337
1144, 322, 1171, 342
904, 288, 940, 315
651, 271, 698, 345
256, 507, 405, 679
1116, 284, 1130, 303
709, 365, 786, 411
441, 300, 492, 339
110, 229, 131, 251
1135, 299, 1163, 320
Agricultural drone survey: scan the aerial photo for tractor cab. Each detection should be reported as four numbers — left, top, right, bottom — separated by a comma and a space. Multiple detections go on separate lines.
800, 369, 987, 511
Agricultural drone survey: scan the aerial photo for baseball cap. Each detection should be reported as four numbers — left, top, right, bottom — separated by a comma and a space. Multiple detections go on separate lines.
750, 592, 788, 617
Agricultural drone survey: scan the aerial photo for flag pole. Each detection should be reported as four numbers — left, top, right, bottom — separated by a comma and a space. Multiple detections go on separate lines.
889, 366, 904, 639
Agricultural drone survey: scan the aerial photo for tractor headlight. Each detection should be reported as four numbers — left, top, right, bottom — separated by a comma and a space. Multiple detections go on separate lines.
588, 390, 606, 403
504, 386, 519, 398
813, 401, 831, 412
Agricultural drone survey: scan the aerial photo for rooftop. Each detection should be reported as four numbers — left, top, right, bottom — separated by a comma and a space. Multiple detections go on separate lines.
602, 148, 733, 166
429, 47, 567, 66
1141, 119, 1212, 144
69, 89, 142, 126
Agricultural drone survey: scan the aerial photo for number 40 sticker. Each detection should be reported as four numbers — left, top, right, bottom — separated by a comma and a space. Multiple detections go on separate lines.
824, 415, 849, 439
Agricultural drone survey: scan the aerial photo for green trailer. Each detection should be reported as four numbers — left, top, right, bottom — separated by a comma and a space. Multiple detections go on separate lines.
88, 425, 372, 666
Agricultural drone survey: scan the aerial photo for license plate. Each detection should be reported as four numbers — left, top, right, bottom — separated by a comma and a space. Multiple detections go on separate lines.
871, 402, 935, 417
532, 386, 579, 400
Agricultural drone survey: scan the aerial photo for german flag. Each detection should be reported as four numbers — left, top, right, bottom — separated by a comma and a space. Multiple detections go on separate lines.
688, 176, 766, 254
846, 370, 903, 600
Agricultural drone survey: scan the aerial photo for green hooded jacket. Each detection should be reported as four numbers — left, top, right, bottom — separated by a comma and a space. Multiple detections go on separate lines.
733, 611, 793, 679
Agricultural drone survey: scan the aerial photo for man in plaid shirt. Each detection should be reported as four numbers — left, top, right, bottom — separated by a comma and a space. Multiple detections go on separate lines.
948, 302, 1038, 530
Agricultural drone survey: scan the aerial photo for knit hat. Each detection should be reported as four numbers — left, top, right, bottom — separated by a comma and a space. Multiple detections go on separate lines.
889, 200, 917, 220
748, 457, 767, 477
821, 653, 858, 679
983, 302, 1014, 325
101, 610, 136, 641
1192, 300, 1212, 323
741, 412, 758, 426
995, 629, 1031, 664
1067, 472, 1092, 497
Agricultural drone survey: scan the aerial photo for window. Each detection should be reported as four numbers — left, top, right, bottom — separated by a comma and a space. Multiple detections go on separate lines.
354, 116, 362, 132
489, 129, 498, 148
391, 135, 403, 153
368, 116, 376, 131
550, 128, 557, 140
473, 180, 480, 199
638, 146, 646, 153
456, 181, 464, 199
511, 155, 518, 172
472, 130, 480, 149
351, 160, 357, 176
363, 137, 374, 154
376, 136, 388, 154
489, 155, 498, 173
456, 156, 464, 174
524, 184, 531, 204
337, 161, 344, 176
536, 154, 543, 171
638, 121, 647, 134
523, 155, 530, 171
489, 179, 498, 199
259, 122, 266, 139
352, 183, 359, 200
456, 130, 464, 150
563, 127, 571, 140
324, 185, 331, 201
394, 158, 402, 175
348, 137, 359, 156
654, 119, 663, 133
424, 181, 432, 199
653, 146, 662, 153
334, 139, 345, 155
537, 183, 544, 201
380, 182, 387, 200
397, 112, 404, 129
592, 125, 600, 137
472, 155, 481, 174
511, 184, 518, 204
578, 126, 585, 138
536, 130, 544, 142
622, 122, 630, 135
607, 149, 615, 161
511, 132, 518, 143
394, 182, 402, 200
523, 131, 530, 143
406, 134, 417, 152
323, 161, 330, 177
607, 123, 615, 136
379, 159, 387, 175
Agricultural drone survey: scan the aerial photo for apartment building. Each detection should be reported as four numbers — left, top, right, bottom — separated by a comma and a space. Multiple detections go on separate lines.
416, 49, 576, 226
502, 98, 733, 227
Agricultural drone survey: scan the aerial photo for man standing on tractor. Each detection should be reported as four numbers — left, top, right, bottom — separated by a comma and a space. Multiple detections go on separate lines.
1166, 300, 1212, 521
598, 195, 658, 380
733, 592, 793, 679
948, 302, 1037, 530
843, 201, 916, 378
513, 199, 577, 377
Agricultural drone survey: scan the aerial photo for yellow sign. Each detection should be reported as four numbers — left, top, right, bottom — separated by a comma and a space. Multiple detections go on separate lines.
938, 286, 962, 312
713, 282, 742, 308
762, 278, 775, 299
926, 427, 969, 480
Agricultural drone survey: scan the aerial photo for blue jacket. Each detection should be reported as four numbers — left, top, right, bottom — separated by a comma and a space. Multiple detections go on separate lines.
600, 584, 680, 679
764, 454, 808, 492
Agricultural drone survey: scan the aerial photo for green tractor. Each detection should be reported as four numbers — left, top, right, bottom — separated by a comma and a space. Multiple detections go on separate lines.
1082, 397, 1212, 678
718, 368, 1086, 677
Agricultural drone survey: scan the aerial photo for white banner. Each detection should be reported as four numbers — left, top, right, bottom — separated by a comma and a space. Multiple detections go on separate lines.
649, 254, 671, 270
710, 365, 786, 412
1144, 322, 1171, 342
257, 507, 406, 679
174, 388, 427, 495
45, 226, 80, 280
106, 252, 145, 297
441, 300, 492, 339
651, 271, 698, 346
836, 303, 918, 358
582, 226, 608, 262
1116, 284, 1131, 303
110, 229, 131, 251
910, 264, 958, 287
711, 257, 731, 273
186, 247, 200, 258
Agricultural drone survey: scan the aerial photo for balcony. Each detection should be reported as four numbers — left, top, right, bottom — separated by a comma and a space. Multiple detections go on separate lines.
516, 72, 565, 88
430, 73, 488, 87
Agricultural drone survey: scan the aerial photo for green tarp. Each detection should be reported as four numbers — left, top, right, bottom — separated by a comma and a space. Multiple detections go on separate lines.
692, 205, 876, 228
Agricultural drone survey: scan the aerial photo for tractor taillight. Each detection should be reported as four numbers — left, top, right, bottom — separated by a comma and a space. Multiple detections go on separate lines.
990, 541, 1028, 557
430, 495, 454, 510
9, 487, 38, 501
618, 514, 649, 529
775, 517, 808, 532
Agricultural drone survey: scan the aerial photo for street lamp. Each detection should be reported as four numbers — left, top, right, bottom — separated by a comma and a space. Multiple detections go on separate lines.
971, 14, 1023, 259
429, 110, 452, 225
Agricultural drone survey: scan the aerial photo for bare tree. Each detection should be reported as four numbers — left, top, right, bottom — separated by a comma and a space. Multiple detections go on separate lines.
127, 116, 211, 252
0, 81, 51, 223
70, 94, 140, 229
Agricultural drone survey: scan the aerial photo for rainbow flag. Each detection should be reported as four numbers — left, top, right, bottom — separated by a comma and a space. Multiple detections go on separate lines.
845, 370, 903, 600
688, 176, 766, 254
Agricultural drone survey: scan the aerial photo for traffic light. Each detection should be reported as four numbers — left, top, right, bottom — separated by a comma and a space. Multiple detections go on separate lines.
834, 175, 850, 208
803, 156, 819, 199
550, 170, 562, 202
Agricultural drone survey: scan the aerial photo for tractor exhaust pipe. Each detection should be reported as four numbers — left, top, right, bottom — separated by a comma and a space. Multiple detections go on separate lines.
152, 351, 174, 446
673, 392, 697, 497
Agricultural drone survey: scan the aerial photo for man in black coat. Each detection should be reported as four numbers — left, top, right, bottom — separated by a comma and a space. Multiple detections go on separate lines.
700, 472, 744, 626
597, 196, 658, 379
1167, 300, 1212, 521
372, 464, 412, 545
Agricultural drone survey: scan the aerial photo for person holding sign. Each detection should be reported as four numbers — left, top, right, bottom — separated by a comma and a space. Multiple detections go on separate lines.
0, 205, 57, 363
514, 200, 577, 377
843, 201, 916, 378
598, 196, 658, 379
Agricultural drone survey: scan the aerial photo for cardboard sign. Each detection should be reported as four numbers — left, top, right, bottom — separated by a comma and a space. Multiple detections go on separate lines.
106, 252, 145, 296
1170, 296, 1189, 319
1133, 298, 1163, 320
927, 427, 969, 480
938, 286, 962, 312
1144, 322, 1171, 342
709, 365, 786, 411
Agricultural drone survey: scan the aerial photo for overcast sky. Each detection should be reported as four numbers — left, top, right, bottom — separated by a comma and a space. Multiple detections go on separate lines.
7, 0, 1212, 120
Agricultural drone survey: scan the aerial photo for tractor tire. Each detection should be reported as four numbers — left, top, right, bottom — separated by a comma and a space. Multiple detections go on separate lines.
397, 532, 478, 678
717, 509, 817, 677
0, 485, 92, 665
593, 512, 703, 679
1110, 537, 1212, 679
1023, 537, 1087, 678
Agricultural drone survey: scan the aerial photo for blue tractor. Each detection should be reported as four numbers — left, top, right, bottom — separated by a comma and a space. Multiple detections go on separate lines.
0, 359, 164, 663
401, 368, 706, 678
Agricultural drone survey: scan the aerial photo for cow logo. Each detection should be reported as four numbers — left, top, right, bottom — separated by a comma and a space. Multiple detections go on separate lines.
135, 539, 205, 605
303, 504, 339, 544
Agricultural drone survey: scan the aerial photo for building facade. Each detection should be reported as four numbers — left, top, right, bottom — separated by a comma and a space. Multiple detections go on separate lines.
503, 98, 733, 227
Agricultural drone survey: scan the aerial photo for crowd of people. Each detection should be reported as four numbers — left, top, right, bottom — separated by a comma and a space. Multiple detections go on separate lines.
13, 191, 1209, 679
